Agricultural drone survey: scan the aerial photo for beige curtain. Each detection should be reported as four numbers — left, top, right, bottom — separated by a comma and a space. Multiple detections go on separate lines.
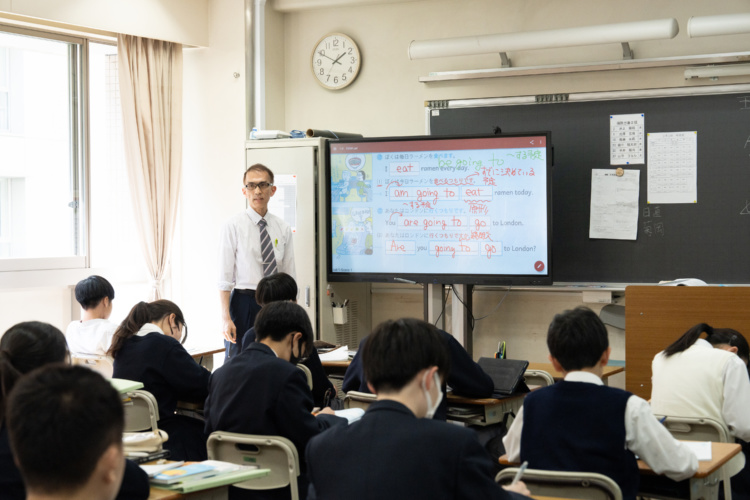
118, 35, 183, 300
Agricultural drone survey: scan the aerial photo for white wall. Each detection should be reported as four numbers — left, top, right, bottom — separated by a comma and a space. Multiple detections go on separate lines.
276, 0, 750, 134
177, 0, 247, 349
1, 0, 209, 46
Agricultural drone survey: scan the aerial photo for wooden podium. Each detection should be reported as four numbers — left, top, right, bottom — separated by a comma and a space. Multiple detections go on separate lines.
625, 286, 750, 400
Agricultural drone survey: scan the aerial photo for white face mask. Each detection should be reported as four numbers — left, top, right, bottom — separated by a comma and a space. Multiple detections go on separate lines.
422, 371, 443, 419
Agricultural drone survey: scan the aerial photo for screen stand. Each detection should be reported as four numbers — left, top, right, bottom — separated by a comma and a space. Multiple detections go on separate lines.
424, 283, 445, 330
451, 284, 473, 357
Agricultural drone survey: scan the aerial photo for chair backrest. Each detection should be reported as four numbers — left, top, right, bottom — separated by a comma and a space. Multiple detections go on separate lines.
71, 354, 114, 378
496, 467, 622, 500
122, 389, 160, 433
207, 432, 300, 500
296, 364, 313, 390
524, 369, 555, 388
343, 390, 377, 410
653, 414, 731, 442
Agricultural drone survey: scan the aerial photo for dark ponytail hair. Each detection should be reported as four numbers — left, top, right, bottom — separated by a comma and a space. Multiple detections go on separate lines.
663, 323, 715, 357
108, 300, 187, 358
0, 321, 68, 423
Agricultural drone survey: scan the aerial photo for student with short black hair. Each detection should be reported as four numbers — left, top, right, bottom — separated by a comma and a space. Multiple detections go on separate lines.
66, 275, 118, 356
503, 307, 698, 500
240, 273, 336, 407
306, 318, 530, 500
0, 321, 148, 500
342, 323, 494, 420
7, 365, 126, 500
205, 301, 346, 500
109, 300, 210, 462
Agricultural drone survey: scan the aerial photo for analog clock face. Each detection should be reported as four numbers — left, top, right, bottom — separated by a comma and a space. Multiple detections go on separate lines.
311, 33, 361, 90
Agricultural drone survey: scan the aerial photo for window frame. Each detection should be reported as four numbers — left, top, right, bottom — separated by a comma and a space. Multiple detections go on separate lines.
0, 24, 88, 272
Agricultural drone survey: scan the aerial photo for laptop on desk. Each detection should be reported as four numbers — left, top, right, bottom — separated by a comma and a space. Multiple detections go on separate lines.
478, 358, 530, 398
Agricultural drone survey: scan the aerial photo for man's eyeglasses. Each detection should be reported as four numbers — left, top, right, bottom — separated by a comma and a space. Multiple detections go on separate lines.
245, 182, 273, 191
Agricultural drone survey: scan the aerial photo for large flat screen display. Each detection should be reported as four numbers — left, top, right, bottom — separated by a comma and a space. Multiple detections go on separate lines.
326, 133, 553, 285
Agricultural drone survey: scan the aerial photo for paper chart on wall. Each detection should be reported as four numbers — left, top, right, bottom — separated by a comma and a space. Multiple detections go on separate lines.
647, 132, 697, 204
610, 113, 645, 165
589, 168, 640, 240
267, 174, 298, 232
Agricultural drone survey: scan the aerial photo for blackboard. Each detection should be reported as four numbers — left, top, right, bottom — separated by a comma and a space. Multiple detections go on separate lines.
429, 87, 750, 284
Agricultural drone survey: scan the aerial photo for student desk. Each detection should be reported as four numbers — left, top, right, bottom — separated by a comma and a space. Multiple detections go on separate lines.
500, 442, 741, 500
527, 363, 624, 385
446, 391, 531, 426
147, 468, 270, 500
320, 359, 350, 377
322, 360, 625, 383
185, 346, 224, 371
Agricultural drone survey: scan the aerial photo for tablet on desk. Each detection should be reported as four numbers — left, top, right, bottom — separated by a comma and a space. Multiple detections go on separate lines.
478, 358, 530, 397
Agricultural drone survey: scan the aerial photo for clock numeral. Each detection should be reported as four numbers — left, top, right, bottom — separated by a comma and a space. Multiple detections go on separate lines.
348, 67, 353, 73
348, 48, 352, 55
342, 74, 347, 82
326, 75, 331, 82
319, 49, 325, 56
334, 76, 339, 84
333, 39, 339, 47
316, 59, 322, 66
320, 68, 324, 75
350, 56, 356, 64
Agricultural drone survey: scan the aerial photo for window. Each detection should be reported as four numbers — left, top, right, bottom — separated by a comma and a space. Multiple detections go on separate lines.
88, 42, 139, 269
0, 27, 139, 272
0, 27, 84, 268
0, 47, 8, 132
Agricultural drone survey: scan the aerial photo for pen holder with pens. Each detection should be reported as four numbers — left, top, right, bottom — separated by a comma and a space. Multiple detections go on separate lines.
332, 304, 348, 325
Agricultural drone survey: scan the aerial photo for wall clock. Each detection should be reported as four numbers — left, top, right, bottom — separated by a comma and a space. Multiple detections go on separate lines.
311, 33, 361, 90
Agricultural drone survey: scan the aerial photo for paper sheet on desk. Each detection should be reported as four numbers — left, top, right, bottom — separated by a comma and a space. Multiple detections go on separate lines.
334, 408, 365, 423
684, 441, 712, 461
319, 346, 349, 362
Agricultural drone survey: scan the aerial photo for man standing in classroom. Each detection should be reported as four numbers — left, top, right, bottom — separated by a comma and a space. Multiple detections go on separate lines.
218, 164, 296, 360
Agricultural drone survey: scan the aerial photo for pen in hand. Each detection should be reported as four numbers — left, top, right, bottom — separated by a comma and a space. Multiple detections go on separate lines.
511, 461, 528, 486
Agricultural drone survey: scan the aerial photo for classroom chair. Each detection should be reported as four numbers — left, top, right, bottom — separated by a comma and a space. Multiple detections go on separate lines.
653, 414, 737, 500
297, 363, 313, 390
524, 369, 555, 388
71, 354, 114, 378
496, 467, 622, 500
122, 389, 160, 433
207, 431, 300, 500
343, 390, 377, 411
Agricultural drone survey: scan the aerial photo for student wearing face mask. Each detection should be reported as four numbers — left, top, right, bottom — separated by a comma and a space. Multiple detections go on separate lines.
109, 300, 210, 462
204, 301, 347, 500
305, 318, 531, 500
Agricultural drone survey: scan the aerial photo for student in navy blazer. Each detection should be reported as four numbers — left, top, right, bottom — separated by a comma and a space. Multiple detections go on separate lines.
109, 300, 210, 462
306, 318, 530, 500
0, 321, 149, 500
239, 273, 336, 408
342, 327, 494, 420
204, 301, 346, 500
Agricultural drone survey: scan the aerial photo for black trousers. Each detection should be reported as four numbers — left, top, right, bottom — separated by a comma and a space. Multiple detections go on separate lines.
225, 289, 262, 361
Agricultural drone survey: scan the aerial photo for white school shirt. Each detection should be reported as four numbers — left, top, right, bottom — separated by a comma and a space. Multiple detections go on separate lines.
503, 371, 698, 482
651, 338, 750, 442
217, 208, 296, 292
65, 318, 117, 356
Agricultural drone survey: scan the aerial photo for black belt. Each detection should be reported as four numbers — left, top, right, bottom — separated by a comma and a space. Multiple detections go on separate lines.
233, 289, 255, 296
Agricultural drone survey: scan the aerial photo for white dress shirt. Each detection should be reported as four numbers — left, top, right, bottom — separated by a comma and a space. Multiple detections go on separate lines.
65, 318, 117, 356
217, 208, 296, 291
503, 371, 698, 481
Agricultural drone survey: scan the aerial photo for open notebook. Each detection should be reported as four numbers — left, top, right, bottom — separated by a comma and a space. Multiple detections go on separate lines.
477, 358, 530, 397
